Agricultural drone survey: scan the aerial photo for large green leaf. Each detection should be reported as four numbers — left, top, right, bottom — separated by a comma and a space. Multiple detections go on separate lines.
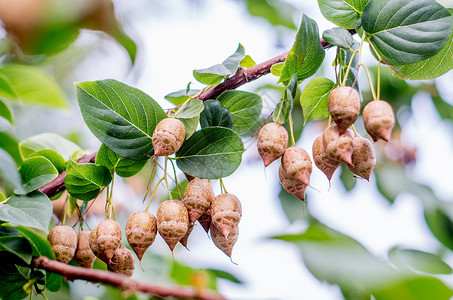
15, 157, 59, 194
28, 150, 66, 173
19, 133, 82, 161
217, 90, 262, 135
179, 116, 200, 140
245, 0, 297, 30
175, 127, 244, 179
0, 191, 52, 232
0, 65, 68, 108
0, 236, 33, 264
0, 99, 13, 125
0, 262, 28, 300
388, 248, 453, 275
362, 0, 453, 65
76, 79, 167, 160
200, 100, 234, 129
318, 0, 370, 29
0, 130, 21, 165
0, 148, 22, 190
300, 77, 335, 125
279, 14, 325, 83
65, 160, 112, 201
0, 72, 19, 101
95, 144, 147, 178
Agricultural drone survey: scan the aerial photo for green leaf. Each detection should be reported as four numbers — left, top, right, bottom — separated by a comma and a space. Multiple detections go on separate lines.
0, 72, 19, 101
175, 127, 244, 179
432, 95, 453, 122
339, 164, 356, 191
19, 133, 82, 161
0, 191, 52, 232
0, 236, 33, 264
95, 144, 147, 178
0, 262, 28, 300
165, 89, 201, 106
75, 79, 167, 160
0, 148, 22, 189
388, 248, 453, 275
279, 14, 325, 83
193, 44, 246, 85
270, 62, 284, 77
0, 130, 22, 165
279, 187, 306, 223
300, 77, 335, 125
200, 100, 234, 129
322, 27, 354, 49
179, 116, 200, 140
245, 0, 297, 29
15, 157, 59, 194
0, 99, 14, 125
424, 204, 453, 251
0, 192, 5, 202
176, 100, 204, 119
392, 10, 453, 80
0, 65, 68, 108
362, 0, 453, 65
217, 90, 262, 135
273, 74, 297, 124
240, 55, 256, 68
318, 0, 370, 29
206, 268, 243, 284
28, 150, 66, 173
65, 160, 112, 201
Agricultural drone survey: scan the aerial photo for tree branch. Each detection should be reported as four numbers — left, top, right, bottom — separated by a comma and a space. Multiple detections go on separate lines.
33, 256, 224, 300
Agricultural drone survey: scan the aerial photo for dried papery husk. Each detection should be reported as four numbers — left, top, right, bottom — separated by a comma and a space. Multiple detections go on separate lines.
179, 222, 194, 249
312, 135, 340, 181
328, 86, 361, 134
182, 178, 214, 222
322, 124, 341, 147
325, 129, 355, 166
90, 219, 121, 264
156, 200, 189, 251
152, 118, 186, 156
74, 231, 96, 268
107, 245, 135, 277
281, 145, 312, 186
257, 122, 288, 167
211, 193, 242, 238
126, 211, 157, 261
363, 100, 395, 142
210, 223, 238, 258
47, 225, 77, 264
348, 135, 376, 180
198, 206, 212, 234
278, 164, 307, 202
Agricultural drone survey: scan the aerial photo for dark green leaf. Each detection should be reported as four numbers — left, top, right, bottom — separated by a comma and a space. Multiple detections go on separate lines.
19, 133, 81, 161
28, 149, 66, 173
389, 248, 453, 275
15, 157, 58, 194
217, 90, 262, 135
323, 27, 354, 49
424, 205, 453, 251
0, 65, 68, 108
0, 148, 22, 189
95, 144, 147, 178
0, 191, 52, 232
245, 0, 297, 29
362, 0, 453, 65
0, 99, 13, 125
279, 14, 325, 83
0, 262, 28, 300
76, 79, 167, 160
300, 77, 335, 124
0, 236, 33, 264
65, 160, 112, 201
318, 0, 370, 29
176, 100, 204, 119
200, 100, 234, 129
165, 89, 201, 106
179, 116, 200, 140
175, 127, 244, 179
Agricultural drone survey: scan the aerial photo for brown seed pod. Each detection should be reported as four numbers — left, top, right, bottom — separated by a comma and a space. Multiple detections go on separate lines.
210, 223, 238, 258
328, 86, 361, 134
324, 128, 355, 166
363, 100, 395, 142
279, 164, 307, 202
281, 145, 312, 186
182, 178, 214, 222
152, 118, 186, 156
125, 211, 157, 261
74, 231, 96, 268
322, 124, 341, 147
257, 122, 288, 167
47, 225, 77, 264
348, 135, 376, 180
156, 200, 189, 251
179, 222, 194, 249
211, 193, 242, 238
197, 206, 212, 234
312, 135, 341, 181
90, 219, 121, 264
107, 245, 135, 277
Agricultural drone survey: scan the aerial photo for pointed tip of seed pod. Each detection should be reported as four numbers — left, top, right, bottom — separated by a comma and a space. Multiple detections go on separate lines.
153, 148, 164, 157
340, 154, 354, 167
379, 130, 391, 142
295, 173, 310, 186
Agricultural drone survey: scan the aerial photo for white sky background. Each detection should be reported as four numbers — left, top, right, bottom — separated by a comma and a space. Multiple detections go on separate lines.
60, 0, 453, 299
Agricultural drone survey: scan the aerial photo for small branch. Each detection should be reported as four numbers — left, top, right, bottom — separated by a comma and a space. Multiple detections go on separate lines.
33, 256, 224, 300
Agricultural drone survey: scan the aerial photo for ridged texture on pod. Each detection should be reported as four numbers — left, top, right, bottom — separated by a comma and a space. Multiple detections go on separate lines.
198, 206, 212, 234
90, 219, 121, 264
47, 225, 77, 264
211, 193, 242, 238
363, 100, 395, 142
328, 86, 361, 134
157, 200, 189, 251
312, 135, 340, 180
179, 222, 194, 248
324, 126, 354, 166
279, 165, 307, 202
210, 223, 238, 258
74, 231, 96, 268
257, 122, 288, 167
126, 211, 157, 261
182, 178, 214, 222
152, 118, 186, 156
348, 135, 376, 180
107, 245, 135, 277
281, 145, 312, 186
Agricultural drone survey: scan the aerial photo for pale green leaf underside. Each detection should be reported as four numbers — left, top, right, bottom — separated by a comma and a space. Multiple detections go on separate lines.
318, 0, 370, 29
322, 27, 354, 49
19, 133, 81, 161
300, 77, 335, 124
0, 148, 22, 189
